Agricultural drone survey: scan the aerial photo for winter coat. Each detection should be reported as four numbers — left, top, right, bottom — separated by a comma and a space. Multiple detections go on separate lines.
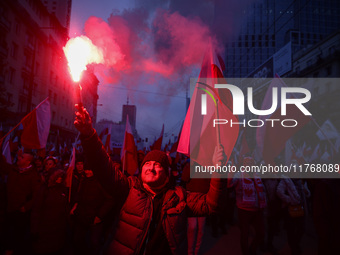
276, 176, 310, 208
81, 132, 228, 255
0, 161, 41, 213
74, 176, 114, 225
31, 170, 68, 254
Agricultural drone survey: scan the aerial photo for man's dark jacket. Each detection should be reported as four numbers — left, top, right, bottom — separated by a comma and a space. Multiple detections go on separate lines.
81, 132, 228, 255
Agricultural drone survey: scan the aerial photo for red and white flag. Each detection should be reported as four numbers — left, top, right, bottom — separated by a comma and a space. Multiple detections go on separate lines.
21, 98, 51, 149
151, 124, 164, 151
99, 127, 109, 141
104, 124, 112, 154
121, 115, 138, 175
177, 43, 239, 166
256, 75, 311, 164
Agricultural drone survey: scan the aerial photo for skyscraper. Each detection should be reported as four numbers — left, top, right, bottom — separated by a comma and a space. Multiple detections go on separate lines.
224, 0, 340, 78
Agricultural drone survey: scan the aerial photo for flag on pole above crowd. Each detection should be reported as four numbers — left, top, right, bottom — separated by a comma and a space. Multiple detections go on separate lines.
151, 124, 164, 151
121, 115, 138, 176
20, 98, 51, 150
177, 42, 239, 166
99, 127, 109, 141
256, 75, 311, 164
104, 124, 112, 154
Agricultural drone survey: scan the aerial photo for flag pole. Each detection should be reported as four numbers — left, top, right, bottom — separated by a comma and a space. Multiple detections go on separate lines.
122, 150, 126, 174
215, 99, 221, 148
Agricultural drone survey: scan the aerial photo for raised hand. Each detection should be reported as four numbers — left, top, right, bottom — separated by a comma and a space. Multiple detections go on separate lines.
212, 144, 227, 166
74, 104, 94, 136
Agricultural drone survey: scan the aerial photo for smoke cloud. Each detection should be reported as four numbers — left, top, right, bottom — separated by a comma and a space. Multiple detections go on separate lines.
74, 0, 255, 134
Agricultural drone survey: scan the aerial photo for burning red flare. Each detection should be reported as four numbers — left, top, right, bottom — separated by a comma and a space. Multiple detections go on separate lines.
63, 35, 103, 82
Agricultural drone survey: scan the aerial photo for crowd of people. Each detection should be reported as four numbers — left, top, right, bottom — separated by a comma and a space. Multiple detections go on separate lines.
0, 106, 339, 255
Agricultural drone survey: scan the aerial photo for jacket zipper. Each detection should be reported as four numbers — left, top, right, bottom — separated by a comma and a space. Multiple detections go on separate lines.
136, 195, 153, 255
162, 192, 176, 209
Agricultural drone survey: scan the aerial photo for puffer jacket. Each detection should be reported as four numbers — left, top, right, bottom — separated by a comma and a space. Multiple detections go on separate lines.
81, 131, 227, 255
276, 175, 310, 207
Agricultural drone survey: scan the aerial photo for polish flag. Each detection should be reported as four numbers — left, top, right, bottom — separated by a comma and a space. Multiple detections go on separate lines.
121, 115, 138, 175
177, 43, 239, 166
99, 127, 109, 141
104, 124, 112, 154
21, 98, 51, 149
151, 124, 164, 151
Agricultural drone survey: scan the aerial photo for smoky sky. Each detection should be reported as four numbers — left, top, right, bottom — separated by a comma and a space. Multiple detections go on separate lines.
72, 0, 255, 138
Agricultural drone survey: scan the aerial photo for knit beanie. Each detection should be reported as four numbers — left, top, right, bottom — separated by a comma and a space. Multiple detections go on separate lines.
141, 150, 170, 175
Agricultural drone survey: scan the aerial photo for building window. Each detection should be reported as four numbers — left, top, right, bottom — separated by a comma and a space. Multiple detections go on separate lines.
9, 67, 15, 84
24, 52, 32, 68
7, 93, 13, 104
11, 42, 18, 59
33, 83, 38, 96
15, 21, 20, 35
22, 78, 29, 95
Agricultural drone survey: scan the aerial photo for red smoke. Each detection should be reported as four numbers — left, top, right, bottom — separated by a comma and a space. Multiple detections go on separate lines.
82, 8, 218, 87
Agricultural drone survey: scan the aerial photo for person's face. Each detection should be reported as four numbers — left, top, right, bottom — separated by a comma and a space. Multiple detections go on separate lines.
55, 177, 63, 184
17, 153, 33, 168
141, 161, 168, 188
45, 159, 56, 171
76, 162, 84, 173
84, 170, 93, 178
34, 159, 42, 168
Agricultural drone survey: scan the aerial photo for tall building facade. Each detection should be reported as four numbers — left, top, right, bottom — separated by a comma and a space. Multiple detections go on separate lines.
122, 104, 137, 129
224, 0, 340, 78
41, 0, 72, 32
0, 0, 99, 145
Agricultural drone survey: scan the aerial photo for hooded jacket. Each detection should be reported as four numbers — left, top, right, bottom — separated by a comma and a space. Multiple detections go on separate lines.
81, 131, 227, 255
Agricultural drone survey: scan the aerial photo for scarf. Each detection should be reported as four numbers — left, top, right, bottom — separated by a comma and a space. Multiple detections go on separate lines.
241, 172, 267, 208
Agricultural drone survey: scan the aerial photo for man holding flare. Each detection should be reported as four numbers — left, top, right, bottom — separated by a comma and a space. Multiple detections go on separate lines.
74, 104, 228, 255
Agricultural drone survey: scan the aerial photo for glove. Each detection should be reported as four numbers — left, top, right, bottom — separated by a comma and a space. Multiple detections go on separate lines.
74, 104, 95, 137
